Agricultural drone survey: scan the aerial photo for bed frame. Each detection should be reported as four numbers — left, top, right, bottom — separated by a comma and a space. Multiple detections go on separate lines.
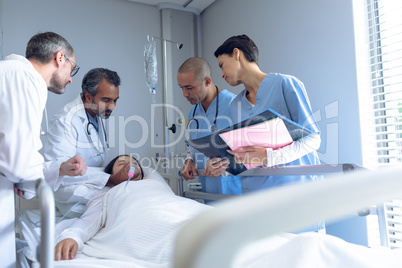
176, 163, 364, 201
15, 164, 402, 268
173, 165, 402, 267
16, 179, 55, 268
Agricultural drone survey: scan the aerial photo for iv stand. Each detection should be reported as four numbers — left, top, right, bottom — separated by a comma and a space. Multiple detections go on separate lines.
147, 35, 183, 174
147, 35, 183, 133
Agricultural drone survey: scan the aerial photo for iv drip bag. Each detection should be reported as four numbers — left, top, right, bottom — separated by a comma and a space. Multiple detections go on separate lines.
144, 39, 158, 102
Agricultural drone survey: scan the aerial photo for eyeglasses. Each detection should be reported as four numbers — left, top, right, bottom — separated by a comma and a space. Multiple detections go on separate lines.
64, 54, 80, 77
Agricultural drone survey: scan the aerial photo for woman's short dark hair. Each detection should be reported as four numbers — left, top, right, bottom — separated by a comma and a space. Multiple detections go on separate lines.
214, 34, 259, 64
104, 154, 144, 180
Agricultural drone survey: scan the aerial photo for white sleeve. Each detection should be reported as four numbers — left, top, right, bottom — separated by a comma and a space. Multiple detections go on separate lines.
59, 166, 110, 188
266, 133, 321, 167
43, 161, 110, 192
56, 190, 106, 252
0, 68, 47, 182
42, 160, 64, 191
43, 110, 109, 189
42, 116, 78, 163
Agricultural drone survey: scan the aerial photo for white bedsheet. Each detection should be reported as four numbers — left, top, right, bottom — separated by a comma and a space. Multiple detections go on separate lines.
52, 170, 402, 268
55, 229, 402, 268
56, 173, 212, 267
234, 232, 402, 268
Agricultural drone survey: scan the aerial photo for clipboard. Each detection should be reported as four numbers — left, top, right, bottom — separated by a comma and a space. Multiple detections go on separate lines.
185, 108, 313, 175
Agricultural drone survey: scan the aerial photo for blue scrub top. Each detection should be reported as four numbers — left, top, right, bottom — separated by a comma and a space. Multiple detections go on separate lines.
231, 73, 321, 193
230, 73, 324, 232
188, 89, 242, 195
231, 73, 320, 133
86, 111, 99, 132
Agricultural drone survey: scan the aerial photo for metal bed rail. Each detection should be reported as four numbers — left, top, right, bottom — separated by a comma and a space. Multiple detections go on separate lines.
178, 163, 365, 201
178, 163, 400, 249
35, 179, 55, 268
174, 165, 402, 268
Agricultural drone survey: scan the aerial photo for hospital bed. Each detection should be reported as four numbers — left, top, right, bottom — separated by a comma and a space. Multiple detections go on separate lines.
15, 179, 55, 268
14, 164, 402, 267
176, 164, 362, 201
174, 165, 402, 267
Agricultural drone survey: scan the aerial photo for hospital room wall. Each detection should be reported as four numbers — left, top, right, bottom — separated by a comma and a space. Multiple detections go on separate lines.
0, 0, 171, 165
200, 0, 368, 246
0, 0, 369, 245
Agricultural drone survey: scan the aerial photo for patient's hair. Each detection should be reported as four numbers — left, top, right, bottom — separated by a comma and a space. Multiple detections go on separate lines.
214, 34, 259, 64
104, 154, 144, 179
178, 57, 211, 84
82, 68, 121, 98
25, 32, 74, 63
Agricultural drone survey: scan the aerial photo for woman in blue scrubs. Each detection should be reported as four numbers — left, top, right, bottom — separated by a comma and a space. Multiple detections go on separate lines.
214, 34, 324, 232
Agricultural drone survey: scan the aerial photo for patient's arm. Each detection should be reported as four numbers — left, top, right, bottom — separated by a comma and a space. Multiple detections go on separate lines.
55, 238, 78, 261
55, 189, 106, 260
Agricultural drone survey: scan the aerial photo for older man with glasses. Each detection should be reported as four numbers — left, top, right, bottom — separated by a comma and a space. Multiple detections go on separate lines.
42, 68, 128, 219
64, 54, 80, 77
0, 31, 87, 268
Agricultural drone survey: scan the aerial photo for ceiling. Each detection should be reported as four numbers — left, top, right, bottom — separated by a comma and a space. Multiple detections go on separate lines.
127, 0, 216, 13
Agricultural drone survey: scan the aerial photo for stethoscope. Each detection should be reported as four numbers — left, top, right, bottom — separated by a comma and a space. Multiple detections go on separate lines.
85, 110, 109, 156
186, 85, 219, 139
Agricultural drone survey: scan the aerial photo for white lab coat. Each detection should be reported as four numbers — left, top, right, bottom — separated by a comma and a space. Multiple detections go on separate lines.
42, 95, 110, 217
0, 54, 47, 268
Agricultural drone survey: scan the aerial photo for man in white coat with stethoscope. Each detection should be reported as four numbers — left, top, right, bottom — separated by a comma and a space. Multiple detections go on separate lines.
0, 32, 87, 268
42, 68, 127, 218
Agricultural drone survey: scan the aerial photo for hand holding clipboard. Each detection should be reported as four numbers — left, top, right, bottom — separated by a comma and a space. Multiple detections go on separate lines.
185, 109, 313, 175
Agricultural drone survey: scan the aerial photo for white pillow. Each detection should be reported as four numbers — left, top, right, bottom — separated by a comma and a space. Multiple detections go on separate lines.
142, 167, 170, 185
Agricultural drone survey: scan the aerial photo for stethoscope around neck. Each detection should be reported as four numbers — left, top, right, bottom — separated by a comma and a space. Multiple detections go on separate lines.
85, 110, 109, 156
186, 85, 219, 139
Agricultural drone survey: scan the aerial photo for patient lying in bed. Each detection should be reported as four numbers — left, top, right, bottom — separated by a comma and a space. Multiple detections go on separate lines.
55, 154, 212, 263
54, 155, 402, 267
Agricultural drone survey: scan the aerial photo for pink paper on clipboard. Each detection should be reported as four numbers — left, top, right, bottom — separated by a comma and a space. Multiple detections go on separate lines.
219, 117, 293, 169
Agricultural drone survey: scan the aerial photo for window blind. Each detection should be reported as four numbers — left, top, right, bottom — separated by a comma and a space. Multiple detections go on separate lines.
366, 0, 402, 166
363, 0, 402, 250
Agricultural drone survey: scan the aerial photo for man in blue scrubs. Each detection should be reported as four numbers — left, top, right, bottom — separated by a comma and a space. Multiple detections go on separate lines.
178, 57, 241, 198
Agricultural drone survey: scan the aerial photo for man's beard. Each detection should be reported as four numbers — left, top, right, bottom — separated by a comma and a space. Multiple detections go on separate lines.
48, 73, 66, 95
90, 99, 113, 119
100, 109, 113, 119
